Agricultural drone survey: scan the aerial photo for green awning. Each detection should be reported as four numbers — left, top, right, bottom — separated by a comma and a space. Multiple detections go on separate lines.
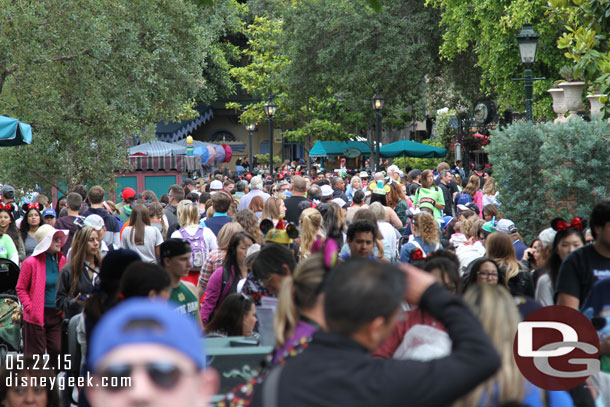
309, 141, 371, 157
380, 140, 446, 158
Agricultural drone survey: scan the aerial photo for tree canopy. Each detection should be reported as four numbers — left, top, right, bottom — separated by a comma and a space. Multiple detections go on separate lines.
0, 0, 238, 192
426, 0, 565, 118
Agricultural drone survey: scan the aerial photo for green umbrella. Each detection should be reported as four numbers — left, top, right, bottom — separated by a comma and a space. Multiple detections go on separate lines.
380, 139, 446, 158
0, 115, 33, 146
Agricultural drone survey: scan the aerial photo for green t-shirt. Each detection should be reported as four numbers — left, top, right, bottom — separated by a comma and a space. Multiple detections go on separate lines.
170, 282, 199, 321
414, 186, 445, 220
0, 234, 17, 261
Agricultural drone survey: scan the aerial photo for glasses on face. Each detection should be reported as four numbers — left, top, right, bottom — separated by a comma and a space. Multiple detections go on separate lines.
12, 386, 46, 396
586, 239, 594, 245
53, 237, 63, 243
98, 362, 191, 391
476, 271, 498, 280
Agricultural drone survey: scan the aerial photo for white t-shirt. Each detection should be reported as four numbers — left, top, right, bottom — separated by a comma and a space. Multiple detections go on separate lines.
170, 225, 218, 257
121, 226, 164, 263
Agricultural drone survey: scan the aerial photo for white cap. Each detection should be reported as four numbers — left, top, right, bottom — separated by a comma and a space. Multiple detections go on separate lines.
321, 185, 333, 197
496, 219, 517, 234
209, 180, 223, 193
332, 198, 347, 208
85, 214, 105, 231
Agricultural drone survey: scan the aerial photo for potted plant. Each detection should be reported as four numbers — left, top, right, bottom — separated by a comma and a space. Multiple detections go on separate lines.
558, 65, 585, 119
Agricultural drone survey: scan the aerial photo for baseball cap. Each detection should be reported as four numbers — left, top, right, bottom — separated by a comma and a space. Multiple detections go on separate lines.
84, 214, 104, 231
182, 178, 196, 186
1, 185, 15, 199
496, 219, 518, 234
42, 208, 57, 218
88, 298, 205, 371
210, 180, 223, 191
121, 187, 136, 202
359, 171, 369, 178
332, 198, 348, 208
320, 185, 333, 198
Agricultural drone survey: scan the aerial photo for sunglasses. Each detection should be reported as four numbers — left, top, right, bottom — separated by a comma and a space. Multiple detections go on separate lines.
97, 362, 190, 391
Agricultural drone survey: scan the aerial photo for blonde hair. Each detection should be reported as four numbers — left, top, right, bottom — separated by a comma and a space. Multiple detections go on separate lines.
179, 202, 200, 228
482, 178, 497, 195
463, 175, 481, 198
299, 208, 324, 259
235, 209, 264, 244
486, 232, 520, 281
262, 196, 282, 221
457, 285, 524, 406
274, 253, 325, 348
217, 222, 244, 250
176, 200, 194, 227
413, 212, 439, 245
461, 216, 484, 240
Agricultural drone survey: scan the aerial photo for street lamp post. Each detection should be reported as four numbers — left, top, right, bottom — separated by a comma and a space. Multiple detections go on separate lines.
264, 99, 277, 173
516, 24, 540, 123
245, 123, 256, 173
371, 92, 384, 172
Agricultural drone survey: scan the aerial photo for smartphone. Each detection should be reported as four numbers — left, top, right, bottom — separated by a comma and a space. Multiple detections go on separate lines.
78, 294, 89, 301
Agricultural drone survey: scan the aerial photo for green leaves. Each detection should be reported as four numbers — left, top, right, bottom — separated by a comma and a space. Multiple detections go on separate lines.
487, 119, 610, 242
0, 0, 232, 191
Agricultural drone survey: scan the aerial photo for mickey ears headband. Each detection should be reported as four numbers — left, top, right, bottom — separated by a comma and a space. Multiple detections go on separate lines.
551, 217, 585, 232
259, 218, 299, 239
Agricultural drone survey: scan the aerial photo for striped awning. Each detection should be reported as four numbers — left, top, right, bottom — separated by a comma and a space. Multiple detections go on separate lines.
125, 155, 201, 172
128, 140, 187, 156
156, 105, 214, 143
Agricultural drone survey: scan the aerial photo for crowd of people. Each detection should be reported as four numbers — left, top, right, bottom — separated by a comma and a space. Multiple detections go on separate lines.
1, 158, 610, 407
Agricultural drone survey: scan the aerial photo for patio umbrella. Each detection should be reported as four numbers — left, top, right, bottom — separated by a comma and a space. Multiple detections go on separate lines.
222, 144, 233, 163
206, 145, 216, 165
0, 115, 33, 146
193, 145, 210, 164
214, 144, 226, 163
379, 139, 446, 158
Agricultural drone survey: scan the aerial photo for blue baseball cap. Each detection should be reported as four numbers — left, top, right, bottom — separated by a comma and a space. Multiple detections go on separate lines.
89, 299, 204, 371
42, 208, 56, 218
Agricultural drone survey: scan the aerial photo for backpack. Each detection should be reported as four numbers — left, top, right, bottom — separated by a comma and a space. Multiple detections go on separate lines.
456, 192, 472, 205
178, 227, 206, 270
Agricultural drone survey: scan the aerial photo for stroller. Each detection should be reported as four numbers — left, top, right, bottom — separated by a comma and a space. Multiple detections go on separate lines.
0, 258, 21, 364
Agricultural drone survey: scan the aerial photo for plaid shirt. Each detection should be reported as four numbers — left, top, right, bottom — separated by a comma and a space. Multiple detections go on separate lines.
198, 249, 225, 291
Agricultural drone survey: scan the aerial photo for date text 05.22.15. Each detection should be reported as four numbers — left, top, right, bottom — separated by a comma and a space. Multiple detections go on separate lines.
4, 354, 71, 371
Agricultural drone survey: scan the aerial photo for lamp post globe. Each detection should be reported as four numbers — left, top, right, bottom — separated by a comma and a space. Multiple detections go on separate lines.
516, 24, 540, 122
245, 124, 257, 173
371, 93, 384, 172
264, 99, 277, 173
